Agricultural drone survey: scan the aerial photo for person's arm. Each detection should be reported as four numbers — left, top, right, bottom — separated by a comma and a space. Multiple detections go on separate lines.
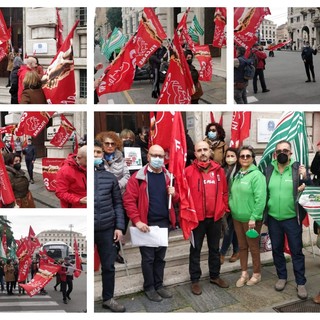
20, 91, 31, 104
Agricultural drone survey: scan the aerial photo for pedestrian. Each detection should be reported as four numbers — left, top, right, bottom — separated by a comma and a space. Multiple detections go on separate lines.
262, 140, 309, 299
220, 147, 240, 264
55, 145, 87, 208
3, 139, 12, 154
234, 46, 249, 104
22, 137, 36, 184
203, 122, 227, 164
310, 141, 320, 186
185, 140, 229, 295
301, 41, 317, 82
20, 70, 47, 104
4, 259, 15, 295
250, 43, 270, 94
94, 62, 103, 104
59, 256, 75, 304
134, 126, 150, 166
4, 152, 35, 208
0, 259, 5, 292
185, 49, 203, 104
9, 56, 23, 104
6, 47, 15, 87
14, 136, 23, 156
94, 140, 126, 312
123, 144, 178, 302
54, 259, 63, 291
229, 146, 267, 287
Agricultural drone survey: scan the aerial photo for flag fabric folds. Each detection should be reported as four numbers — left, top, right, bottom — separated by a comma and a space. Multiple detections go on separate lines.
0, 239, 6, 260
192, 15, 204, 36
2, 225, 7, 257
168, 112, 198, 239
194, 45, 212, 81
268, 39, 292, 51
42, 158, 65, 192
177, 8, 195, 53
213, 8, 227, 48
102, 27, 127, 61
73, 237, 82, 278
298, 186, 320, 226
258, 112, 309, 173
229, 112, 251, 148
0, 9, 10, 62
50, 114, 75, 148
0, 152, 15, 206
42, 20, 79, 104
56, 8, 64, 51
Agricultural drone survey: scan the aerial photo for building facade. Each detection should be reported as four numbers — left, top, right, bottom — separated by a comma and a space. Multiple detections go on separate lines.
258, 19, 277, 47
276, 23, 289, 44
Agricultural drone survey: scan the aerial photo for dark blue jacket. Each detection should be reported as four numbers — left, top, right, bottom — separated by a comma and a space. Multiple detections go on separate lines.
22, 144, 36, 161
234, 56, 249, 83
94, 164, 125, 233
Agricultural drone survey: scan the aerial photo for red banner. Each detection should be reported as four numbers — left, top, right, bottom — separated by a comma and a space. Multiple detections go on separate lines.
135, 8, 167, 67
213, 8, 227, 48
17, 237, 32, 282
177, 8, 195, 53
0, 41, 7, 62
229, 111, 251, 148
168, 112, 198, 239
42, 20, 79, 104
97, 36, 136, 95
234, 7, 271, 57
0, 9, 10, 41
39, 250, 56, 266
28, 226, 41, 255
50, 114, 75, 148
0, 152, 15, 206
42, 158, 65, 192
20, 263, 61, 297
1, 225, 7, 256
268, 39, 292, 51
195, 45, 212, 81
56, 8, 64, 51
73, 237, 82, 278
0, 124, 16, 134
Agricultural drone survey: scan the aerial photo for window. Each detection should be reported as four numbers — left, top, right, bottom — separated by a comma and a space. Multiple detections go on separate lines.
80, 69, 87, 98
76, 7, 87, 27
297, 17, 300, 22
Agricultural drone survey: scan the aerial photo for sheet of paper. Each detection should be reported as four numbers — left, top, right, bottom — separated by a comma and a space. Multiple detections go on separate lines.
129, 226, 168, 247
124, 147, 142, 170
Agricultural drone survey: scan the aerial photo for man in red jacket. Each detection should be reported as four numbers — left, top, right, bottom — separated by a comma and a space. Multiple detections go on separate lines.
185, 141, 229, 295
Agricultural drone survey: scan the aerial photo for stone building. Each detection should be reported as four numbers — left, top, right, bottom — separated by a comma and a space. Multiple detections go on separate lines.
257, 19, 277, 47
276, 23, 289, 44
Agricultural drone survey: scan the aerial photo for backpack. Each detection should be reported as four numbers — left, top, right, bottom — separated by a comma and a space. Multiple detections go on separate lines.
243, 60, 255, 80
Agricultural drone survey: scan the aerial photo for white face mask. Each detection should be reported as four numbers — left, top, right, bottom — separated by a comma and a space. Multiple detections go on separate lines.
150, 157, 164, 169
226, 158, 237, 165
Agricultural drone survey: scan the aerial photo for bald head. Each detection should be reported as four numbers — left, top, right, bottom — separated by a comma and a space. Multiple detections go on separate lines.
76, 145, 87, 167
148, 144, 165, 172
25, 57, 37, 69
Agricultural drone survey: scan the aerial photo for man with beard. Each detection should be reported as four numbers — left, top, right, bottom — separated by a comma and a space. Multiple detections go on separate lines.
263, 140, 309, 300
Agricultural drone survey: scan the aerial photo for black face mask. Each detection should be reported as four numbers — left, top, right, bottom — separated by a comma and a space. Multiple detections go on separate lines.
187, 59, 192, 65
123, 140, 133, 148
13, 163, 21, 171
277, 153, 288, 164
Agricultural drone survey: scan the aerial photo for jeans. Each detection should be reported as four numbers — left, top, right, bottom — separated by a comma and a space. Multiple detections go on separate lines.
268, 215, 306, 285
220, 214, 239, 256
189, 218, 222, 282
234, 87, 248, 104
95, 228, 117, 301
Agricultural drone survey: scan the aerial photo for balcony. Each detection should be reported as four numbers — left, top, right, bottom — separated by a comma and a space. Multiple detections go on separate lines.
312, 16, 320, 27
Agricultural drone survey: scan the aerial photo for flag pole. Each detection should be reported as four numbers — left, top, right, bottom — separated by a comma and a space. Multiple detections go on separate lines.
168, 173, 173, 209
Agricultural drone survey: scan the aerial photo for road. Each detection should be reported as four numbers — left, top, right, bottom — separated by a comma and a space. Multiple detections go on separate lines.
0, 271, 87, 313
246, 50, 320, 104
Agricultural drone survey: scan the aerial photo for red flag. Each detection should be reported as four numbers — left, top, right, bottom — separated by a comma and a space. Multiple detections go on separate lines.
302, 215, 310, 228
210, 112, 223, 126
268, 39, 292, 51
177, 8, 195, 53
234, 7, 271, 57
28, 226, 41, 255
229, 112, 251, 148
0, 152, 15, 206
50, 114, 75, 148
1, 225, 7, 256
17, 237, 32, 282
42, 158, 65, 192
56, 8, 64, 51
73, 134, 79, 154
284, 234, 291, 255
39, 249, 56, 266
194, 45, 212, 81
73, 237, 82, 278
0, 124, 16, 134
15, 112, 55, 138
20, 263, 61, 297
42, 20, 79, 104
0, 10, 10, 62
168, 112, 198, 239
135, 8, 167, 67
213, 8, 227, 48
97, 36, 136, 95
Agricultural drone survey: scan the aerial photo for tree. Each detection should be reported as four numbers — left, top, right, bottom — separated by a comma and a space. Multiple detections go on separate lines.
106, 8, 122, 31
0, 217, 14, 248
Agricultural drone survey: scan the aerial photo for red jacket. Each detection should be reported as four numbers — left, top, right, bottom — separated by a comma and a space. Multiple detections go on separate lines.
123, 165, 179, 227
252, 49, 267, 69
55, 154, 87, 208
185, 160, 229, 221
17, 65, 29, 104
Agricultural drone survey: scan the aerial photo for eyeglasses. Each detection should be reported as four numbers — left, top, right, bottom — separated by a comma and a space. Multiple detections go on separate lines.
275, 149, 290, 155
104, 142, 115, 146
239, 154, 252, 159
149, 153, 164, 159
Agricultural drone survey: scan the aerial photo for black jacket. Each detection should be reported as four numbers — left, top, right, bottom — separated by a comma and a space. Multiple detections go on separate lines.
94, 164, 125, 233
301, 46, 317, 63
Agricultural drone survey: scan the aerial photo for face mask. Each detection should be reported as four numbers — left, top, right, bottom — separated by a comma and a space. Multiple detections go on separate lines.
94, 158, 103, 166
187, 59, 192, 65
226, 158, 237, 165
13, 163, 21, 171
123, 140, 133, 148
277, 153, 288, 164
197, 161, 211, 169
208, 131, 217, 140
150, 157, 164, 169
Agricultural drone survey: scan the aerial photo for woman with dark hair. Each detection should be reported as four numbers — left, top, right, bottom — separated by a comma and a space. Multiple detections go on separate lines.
203, 122, 227, 164
229, 146, 267, 287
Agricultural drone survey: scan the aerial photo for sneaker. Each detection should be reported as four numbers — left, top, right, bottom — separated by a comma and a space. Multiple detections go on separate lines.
63, 299, 68, 304
297, 285, 308, 300
102, 298, 126, 312
305, 80, 311, 83
236, 274, 249, 288
262, 89, 270, 92
145, 289, 162, 302
67, 295, 71, 300
116, 254, 125, 264
156, 287, 172, 299
274, 279, 287, 291
246, 274, 261, 286
191, 282, 202, 295
210, 277, 229, 288
229, 252, 240, 263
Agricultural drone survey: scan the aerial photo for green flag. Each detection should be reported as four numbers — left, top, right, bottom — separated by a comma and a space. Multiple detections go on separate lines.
188, 26, 199, 43
258, 112, 309, 173
298, 186, 320, 225
192, 15, 204, 36
103, 27, 127, 60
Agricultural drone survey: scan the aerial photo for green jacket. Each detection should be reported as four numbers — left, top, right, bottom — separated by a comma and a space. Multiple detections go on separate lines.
229, 164, 267, 222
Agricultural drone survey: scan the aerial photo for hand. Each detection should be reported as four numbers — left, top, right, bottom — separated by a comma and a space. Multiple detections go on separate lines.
125, 157, 132, 166
80, 196, 87, 204
135, 221, 150, 233
298, 165, 307, 179
248, 220, 256, 229
167, 186, 175, 197
95, 63, 103, 71
94, 78, 102, 89
114, 229, 123, 242
298, 183, 306, 193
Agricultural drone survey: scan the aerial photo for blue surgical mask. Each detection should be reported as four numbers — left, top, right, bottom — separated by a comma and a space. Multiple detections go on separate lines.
94, 158, 103, 166
208, 131, 217, 140
150, 157, 164, 169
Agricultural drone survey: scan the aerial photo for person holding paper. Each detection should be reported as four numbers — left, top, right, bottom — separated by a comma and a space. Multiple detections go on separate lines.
123, 144, 178, 302
185, 141, 229, 295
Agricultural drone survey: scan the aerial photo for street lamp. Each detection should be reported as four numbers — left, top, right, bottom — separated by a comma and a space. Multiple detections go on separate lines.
69, 224, 73, 248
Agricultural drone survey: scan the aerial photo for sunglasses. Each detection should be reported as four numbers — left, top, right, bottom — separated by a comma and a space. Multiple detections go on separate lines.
275, 149, 290, 155
104, 142, 115, 146
239, 154, 252, 159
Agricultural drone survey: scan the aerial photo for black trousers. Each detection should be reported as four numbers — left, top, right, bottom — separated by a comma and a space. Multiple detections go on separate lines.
253, 69, 267, 92
304, 61, 315, 81
25, 159, 34, 180
61, 276, 73, 300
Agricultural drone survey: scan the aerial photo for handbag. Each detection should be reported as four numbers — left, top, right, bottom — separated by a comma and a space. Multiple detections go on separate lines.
260, 232, 272, 252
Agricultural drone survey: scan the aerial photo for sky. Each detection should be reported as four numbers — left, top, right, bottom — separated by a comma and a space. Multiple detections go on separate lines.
4, 214, 88, 239
268, 7, 288, 26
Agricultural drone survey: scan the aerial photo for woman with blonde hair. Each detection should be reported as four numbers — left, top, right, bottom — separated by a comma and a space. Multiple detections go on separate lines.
20, 70, 47, 104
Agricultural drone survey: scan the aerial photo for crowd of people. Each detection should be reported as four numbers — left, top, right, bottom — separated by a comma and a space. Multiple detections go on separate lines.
94, 124, 320, 312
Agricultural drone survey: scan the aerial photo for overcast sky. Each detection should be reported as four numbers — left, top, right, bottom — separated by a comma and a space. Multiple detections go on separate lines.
268, 7, 288, 26
4, 214, 88, 239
